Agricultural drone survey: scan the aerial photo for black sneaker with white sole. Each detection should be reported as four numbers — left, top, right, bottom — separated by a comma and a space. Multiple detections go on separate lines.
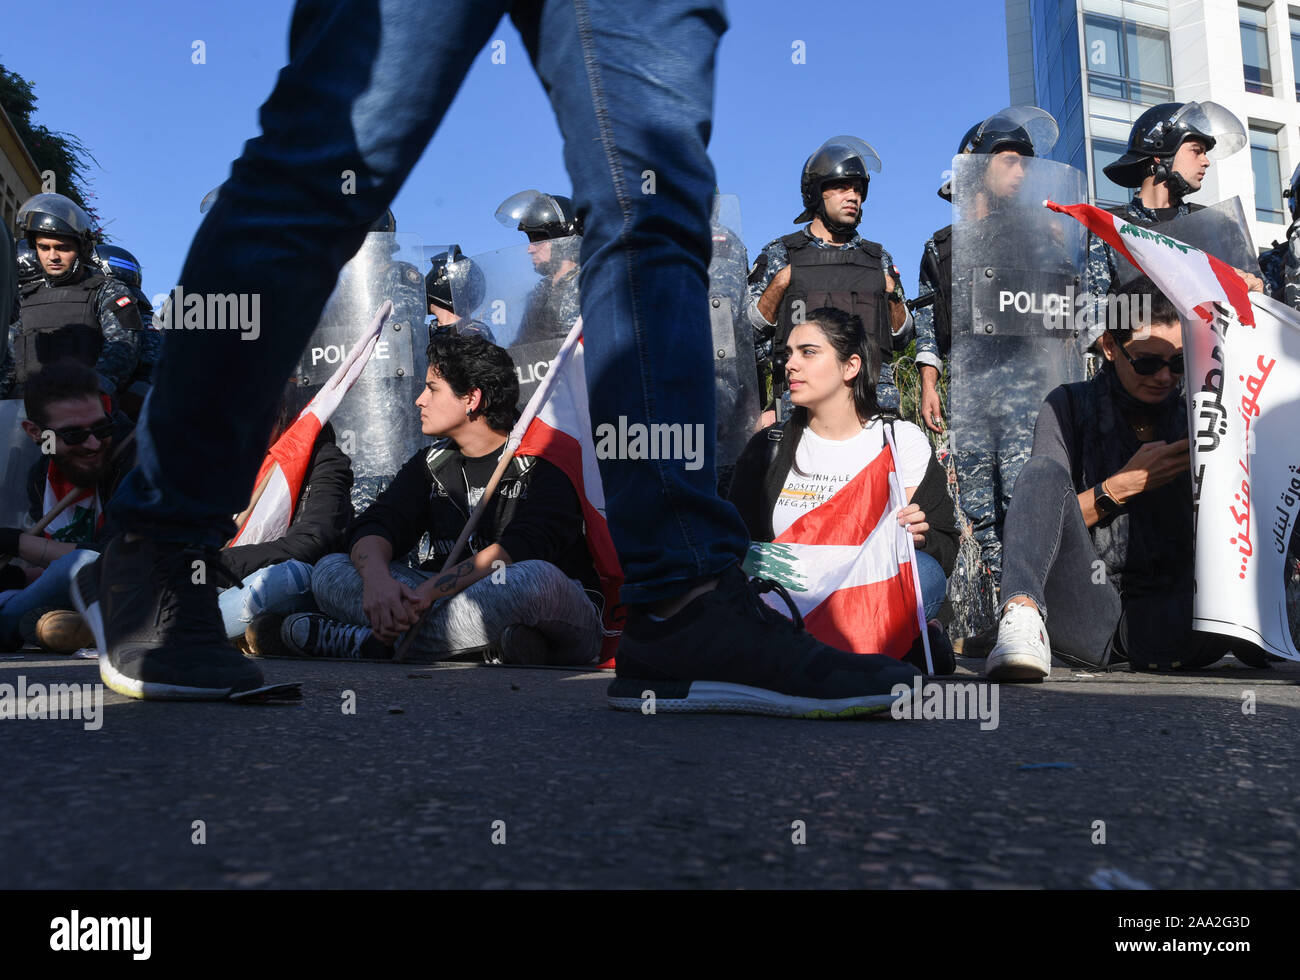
608, 565, 919, 719
71, 534, 266, 700
280, 613, 393, 660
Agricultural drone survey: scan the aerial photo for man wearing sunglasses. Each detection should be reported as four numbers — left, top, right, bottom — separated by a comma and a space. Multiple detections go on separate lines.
983, 276, 1266, 682
0, 360, 134, 651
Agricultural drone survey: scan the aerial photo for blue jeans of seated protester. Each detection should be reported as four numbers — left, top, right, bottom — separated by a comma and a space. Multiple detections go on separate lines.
915, 551, 946, 622
107, 0, 749, 605
0, 549, 97, 647
217, 560, 316, 639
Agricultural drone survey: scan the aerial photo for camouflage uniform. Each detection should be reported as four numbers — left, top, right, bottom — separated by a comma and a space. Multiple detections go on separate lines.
912, 234, 945, 379
1258, 222, 1300, 311
746, 227, 912, 413
517, 266, 581, 347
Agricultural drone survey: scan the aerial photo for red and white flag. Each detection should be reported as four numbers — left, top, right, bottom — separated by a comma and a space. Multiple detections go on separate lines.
1045, 200, 1255, 328
742, 428, 928, 665
231, 301, 393, 547
512, 318, 625, 664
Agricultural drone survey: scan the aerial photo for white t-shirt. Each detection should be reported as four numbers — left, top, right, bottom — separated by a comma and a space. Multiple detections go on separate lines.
771, 419, 932, 539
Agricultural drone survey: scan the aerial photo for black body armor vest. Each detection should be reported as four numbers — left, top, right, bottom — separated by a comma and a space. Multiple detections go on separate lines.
16, 272, 107, 384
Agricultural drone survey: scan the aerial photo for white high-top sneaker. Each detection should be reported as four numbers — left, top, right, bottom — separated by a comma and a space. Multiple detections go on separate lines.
984, 602, 1051, 682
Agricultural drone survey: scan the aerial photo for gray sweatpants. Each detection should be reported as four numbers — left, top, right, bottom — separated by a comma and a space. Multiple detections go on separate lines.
311, 554, 603, 665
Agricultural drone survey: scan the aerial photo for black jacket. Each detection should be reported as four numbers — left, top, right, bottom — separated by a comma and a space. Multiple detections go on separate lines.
347, 441, 599, 594
222, 423, 355, 580
728, 417, 960, 576
26, 413, 136, 551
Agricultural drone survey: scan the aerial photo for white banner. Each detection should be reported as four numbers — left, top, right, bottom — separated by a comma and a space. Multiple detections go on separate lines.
1187, 292, 1300, 660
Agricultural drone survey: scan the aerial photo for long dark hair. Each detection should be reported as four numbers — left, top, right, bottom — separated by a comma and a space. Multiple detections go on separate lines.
788, 306, 885, 429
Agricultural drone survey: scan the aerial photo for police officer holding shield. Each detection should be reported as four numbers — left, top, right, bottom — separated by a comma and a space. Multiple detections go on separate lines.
1259, 163, 1300, 310
496, 190, 583, 348
747, 136, 911, 421
425, 245, 496, 343
945, 108, 1089, 649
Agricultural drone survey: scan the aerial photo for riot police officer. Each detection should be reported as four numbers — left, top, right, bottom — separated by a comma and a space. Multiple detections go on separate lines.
13, 193, 145, 402
425, 245, 496, 343
495, 190, 582, 347
1259, 162, 1300, 310
1085, 101, 1262, 337
747, 136, 911, 421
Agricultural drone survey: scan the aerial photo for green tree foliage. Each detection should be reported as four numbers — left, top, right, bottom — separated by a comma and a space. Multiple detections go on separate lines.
0, 61, 100, 223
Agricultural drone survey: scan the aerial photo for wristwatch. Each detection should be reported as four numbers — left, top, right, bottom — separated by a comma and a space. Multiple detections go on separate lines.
1093, 482, 1122, 519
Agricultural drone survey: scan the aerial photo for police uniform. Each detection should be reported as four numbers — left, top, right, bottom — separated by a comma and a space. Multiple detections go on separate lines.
15, 265, 144, 397
746, 227, 911, 413
1258, 223, 1300, 311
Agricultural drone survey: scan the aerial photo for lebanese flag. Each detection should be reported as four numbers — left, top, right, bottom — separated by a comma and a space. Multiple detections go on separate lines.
513, 320, 625, 665
1045, 200, 1255, 328
230, 301, 394, 547
742, 427, 928, 664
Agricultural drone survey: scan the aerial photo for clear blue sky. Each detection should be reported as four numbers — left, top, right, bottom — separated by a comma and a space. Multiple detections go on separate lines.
3, 0, 1012, 296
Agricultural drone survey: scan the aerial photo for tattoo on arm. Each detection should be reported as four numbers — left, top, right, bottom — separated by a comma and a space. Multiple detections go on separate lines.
431, 557, 476, 596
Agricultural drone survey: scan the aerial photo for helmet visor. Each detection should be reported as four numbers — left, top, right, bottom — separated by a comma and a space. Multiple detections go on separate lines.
495, 190, 567, 231
1169, 101, 1247, 158
17, 193, 94, 240
809, 135, 883, 177
975, 105, 1059, 156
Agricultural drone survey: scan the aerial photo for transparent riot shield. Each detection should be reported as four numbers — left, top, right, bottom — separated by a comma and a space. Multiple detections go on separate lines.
710, 194, 760, 471
950, 153, 1088, 627
1110, 196, 1261, 288
454, 240, 581, 408
291, 231, 428, 513
0, 400, 39, 529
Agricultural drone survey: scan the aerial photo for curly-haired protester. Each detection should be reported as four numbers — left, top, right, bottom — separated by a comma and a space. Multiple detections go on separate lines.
985, 275, 1265, 680
728, 307, 960, 674
248, 330, 604, 665
0, 360, 133, 651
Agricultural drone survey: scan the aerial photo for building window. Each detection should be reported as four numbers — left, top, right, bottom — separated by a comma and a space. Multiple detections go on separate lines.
1251, 125, 1285, 222
1241, 4, 1273, 96
1291, 11, 1300, 98
1091, 139, 1131, 207
1085, 14, 1173, 105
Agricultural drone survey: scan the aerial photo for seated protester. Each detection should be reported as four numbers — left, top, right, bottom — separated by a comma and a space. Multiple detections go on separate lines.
252, 330, 604, 665
727, 307, 960, 674
0, 360, 135, 651
218, 385, 355, 645
985, 276, 1263, 681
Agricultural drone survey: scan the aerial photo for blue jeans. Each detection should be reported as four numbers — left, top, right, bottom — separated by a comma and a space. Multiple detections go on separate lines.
217, 559, 317, 639
0, 549, 97, 646
108, 0, 748, 605
915, 551, 947, 622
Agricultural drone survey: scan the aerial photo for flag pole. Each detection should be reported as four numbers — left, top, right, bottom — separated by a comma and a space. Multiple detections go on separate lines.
393, 316, 585, 660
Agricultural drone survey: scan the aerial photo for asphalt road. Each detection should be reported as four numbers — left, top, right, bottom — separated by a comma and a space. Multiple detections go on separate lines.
1, 650, 1297, 890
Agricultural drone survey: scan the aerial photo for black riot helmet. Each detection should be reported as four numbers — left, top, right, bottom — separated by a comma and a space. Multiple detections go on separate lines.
95, 244, 143, 289
17, 193, 96, 253
939, 106, 1059, 200
794, 135, 882, 229
495, 190, 583, 240
1103, 101, 1246, 193
16, 243, 42, 284
369, 209, 397, 234
425, 245, 485, 315
1285, 162, 1300, 223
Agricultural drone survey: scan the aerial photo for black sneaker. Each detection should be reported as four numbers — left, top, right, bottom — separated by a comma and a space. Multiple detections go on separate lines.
903, 620, 957, 676
608, 565, 920, 719
71, 534, 266, 700
959, 625, 998, 659
280, 613, 392, 660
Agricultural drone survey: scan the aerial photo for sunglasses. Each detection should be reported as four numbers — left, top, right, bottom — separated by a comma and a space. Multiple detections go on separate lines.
1116, 343, 1184, 377
53, 416, 115, 446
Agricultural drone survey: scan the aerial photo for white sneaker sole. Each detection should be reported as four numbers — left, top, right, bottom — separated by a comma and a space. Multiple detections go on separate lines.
985, 651, 1050, 682
608, 680, 910, 719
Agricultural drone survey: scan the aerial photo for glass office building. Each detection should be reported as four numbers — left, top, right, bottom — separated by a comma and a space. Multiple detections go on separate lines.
1007, 0, 1300, 249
